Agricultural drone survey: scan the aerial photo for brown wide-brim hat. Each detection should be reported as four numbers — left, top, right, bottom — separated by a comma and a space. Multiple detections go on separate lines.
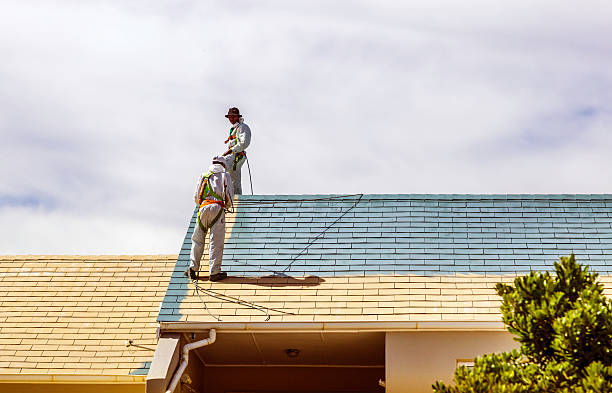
224, 107, 241, 118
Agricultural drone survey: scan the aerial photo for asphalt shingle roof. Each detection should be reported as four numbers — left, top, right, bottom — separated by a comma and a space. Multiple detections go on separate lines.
159, 194, 612, 323
0, 256, 175, 376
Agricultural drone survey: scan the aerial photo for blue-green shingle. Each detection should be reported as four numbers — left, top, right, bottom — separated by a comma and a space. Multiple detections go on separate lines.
158, 194, 612, 320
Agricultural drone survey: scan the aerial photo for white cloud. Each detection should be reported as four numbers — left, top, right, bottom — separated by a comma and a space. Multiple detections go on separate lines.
1, 0, 611, 253
0, 205, 185, 254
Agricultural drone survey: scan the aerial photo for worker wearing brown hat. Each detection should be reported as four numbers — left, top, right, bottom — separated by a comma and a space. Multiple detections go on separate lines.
221, 107, 252, 195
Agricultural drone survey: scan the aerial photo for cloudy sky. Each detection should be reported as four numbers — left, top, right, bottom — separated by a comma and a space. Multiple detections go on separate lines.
1, 1, 611, 254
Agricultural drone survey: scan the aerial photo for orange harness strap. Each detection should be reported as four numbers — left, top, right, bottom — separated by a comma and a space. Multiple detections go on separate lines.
225, 130, 236, 144
200, 199, 225, 209
197, 199, 225, 231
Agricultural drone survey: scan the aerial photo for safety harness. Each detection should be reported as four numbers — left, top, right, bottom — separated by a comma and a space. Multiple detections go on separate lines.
196, 172, 224, 231
224, 126, 247, 171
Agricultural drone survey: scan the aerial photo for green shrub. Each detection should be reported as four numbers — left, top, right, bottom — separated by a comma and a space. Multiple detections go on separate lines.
433, 254, 612, 393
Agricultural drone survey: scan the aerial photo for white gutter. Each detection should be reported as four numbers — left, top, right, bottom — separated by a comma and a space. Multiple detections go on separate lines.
159, 320, 505, 333
165, 329, 216, 393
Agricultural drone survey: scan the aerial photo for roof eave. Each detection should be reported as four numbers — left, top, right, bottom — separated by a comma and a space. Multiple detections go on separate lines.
159, 320, 506, 333
0, 374, 146, 384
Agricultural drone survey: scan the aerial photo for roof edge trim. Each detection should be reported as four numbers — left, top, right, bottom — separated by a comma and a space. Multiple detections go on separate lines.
0, 374, 147, 384
160, 320, 506, 333
237, 193, 612, 200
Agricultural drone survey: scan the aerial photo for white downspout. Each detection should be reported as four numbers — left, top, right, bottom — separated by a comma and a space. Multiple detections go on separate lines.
166, 329, 216, 393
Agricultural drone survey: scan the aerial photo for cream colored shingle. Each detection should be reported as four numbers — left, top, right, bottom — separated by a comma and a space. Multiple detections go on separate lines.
0, 256, 174, 376
172, 271, 612, 325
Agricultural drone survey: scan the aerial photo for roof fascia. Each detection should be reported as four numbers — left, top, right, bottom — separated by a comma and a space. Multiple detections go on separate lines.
0, 375, 146, 384
159, 320, 506, 333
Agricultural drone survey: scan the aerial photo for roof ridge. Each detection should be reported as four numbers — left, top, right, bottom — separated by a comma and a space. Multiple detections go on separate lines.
0, 254, 178, 260
237, 193, 612, 200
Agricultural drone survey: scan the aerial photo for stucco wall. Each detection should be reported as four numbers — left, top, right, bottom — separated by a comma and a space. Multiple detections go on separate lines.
385, 331, 519, 393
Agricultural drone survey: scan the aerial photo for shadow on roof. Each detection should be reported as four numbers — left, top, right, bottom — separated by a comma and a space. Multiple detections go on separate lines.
196, 274, 325, 287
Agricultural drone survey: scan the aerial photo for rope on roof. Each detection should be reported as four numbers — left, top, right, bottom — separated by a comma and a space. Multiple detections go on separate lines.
282, 194, 363, 273
191, 279, 296, 322
230, 194, 364, 275
233, 193, 364, 205
189, 194, 364, 320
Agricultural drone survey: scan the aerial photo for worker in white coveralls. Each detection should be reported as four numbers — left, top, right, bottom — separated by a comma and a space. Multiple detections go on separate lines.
221, 107, 251, 195
186, 156, 234, 282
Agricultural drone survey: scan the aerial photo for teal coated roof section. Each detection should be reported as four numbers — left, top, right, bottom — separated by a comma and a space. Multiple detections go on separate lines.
209, 194, 612, 276
158, 194, 612, 321
188, 194, 612, 276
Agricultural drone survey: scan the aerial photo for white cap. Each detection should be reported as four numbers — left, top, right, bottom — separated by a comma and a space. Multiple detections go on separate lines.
212, 156, 226, 167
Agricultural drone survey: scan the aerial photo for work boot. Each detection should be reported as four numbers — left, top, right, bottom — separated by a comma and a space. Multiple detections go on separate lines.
209, 272, 227, 282
185, 267, 198, 281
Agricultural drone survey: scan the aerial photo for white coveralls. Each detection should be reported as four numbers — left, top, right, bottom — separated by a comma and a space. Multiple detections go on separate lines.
189, 163, 234, 275
224, 118, 251, 195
